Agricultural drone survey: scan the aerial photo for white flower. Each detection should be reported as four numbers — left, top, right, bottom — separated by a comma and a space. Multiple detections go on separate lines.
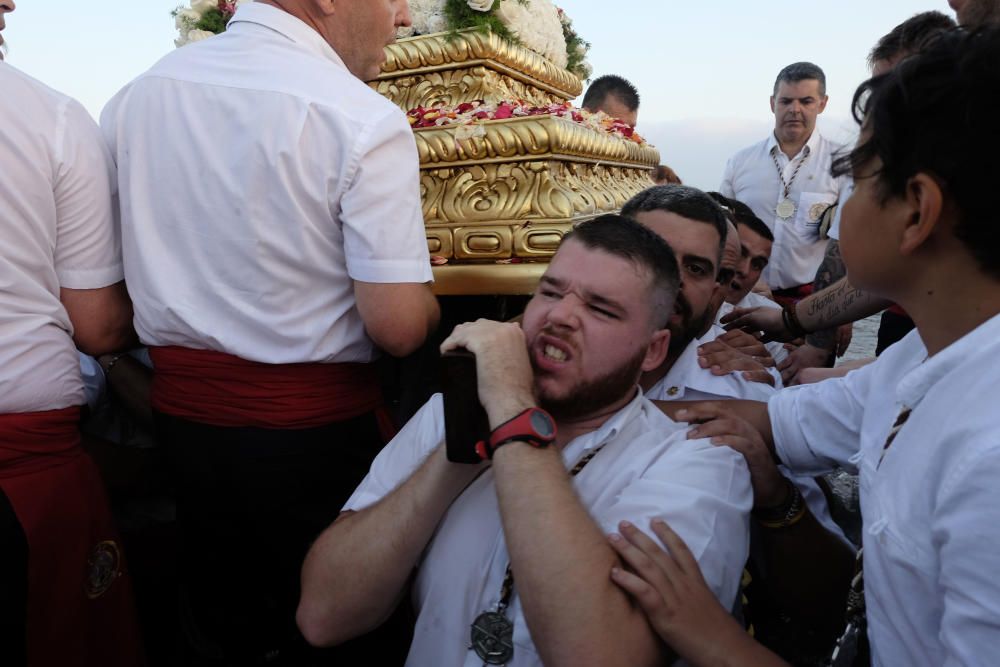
190, 0, 217, 14
466, 0, 495, 11
186, 29, 216, 43
174, 7, 200, 31
495, 0, 567, 68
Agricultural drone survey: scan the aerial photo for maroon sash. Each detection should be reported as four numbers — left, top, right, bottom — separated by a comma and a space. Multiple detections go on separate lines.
149, 346, 393, 435
0, 407, 144, 667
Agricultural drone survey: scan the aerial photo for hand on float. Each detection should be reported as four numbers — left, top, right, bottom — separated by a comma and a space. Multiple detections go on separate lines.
697, 339, 775, 387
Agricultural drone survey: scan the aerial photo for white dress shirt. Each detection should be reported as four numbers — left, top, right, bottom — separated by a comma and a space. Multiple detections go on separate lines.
101, 3, 432, 365
720, 131, 848, 289
344, 391, 752, 667
718, 293, 790, 366
0, 63, 123, 413
647, 328, 846, 543
769, 313, 1000, 666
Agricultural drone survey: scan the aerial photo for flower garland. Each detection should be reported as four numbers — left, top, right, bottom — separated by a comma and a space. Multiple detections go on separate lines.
402, 0, 591, 79
172, 0, 248, 47
407, 100, 647, 145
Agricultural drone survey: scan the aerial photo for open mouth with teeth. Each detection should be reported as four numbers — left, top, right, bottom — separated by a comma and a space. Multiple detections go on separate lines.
544, 344, 567, 362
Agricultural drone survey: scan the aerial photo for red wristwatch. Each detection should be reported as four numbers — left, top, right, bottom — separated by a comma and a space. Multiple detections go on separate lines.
475, 407, 557, 461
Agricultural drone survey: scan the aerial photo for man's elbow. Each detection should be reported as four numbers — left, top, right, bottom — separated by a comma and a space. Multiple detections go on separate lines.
368, 304, 440, 357
296, 602, 341, 649
73, 321, 134, 357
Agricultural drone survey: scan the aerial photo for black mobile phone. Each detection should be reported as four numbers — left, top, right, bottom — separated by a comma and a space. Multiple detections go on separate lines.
440, 349, 490, 463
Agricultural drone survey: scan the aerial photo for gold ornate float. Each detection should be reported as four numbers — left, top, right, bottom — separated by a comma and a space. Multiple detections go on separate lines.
372, 30, 660, 295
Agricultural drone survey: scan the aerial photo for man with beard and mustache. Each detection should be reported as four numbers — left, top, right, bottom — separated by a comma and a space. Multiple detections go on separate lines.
621, 186, 776, 403
296, 216, 752, 667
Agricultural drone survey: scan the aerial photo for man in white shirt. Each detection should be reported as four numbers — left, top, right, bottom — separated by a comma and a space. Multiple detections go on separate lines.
620, 186, 779, 395
297, 216, 752, 667
620, 28, 1000, 666
0, 4, 143, 662
720, 62, 848, 304
101, 1, 440, 663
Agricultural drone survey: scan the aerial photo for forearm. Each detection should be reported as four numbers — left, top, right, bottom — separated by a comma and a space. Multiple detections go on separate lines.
796, 277, 889, 334
297, 446, 480, 647
491, 443, 662, 667
805, 241, 847, 350
99, 353, 153, 429
754, 504, 854, 640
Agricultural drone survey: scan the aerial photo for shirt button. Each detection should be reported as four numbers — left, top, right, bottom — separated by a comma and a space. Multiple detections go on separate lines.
667, 387, 679, 396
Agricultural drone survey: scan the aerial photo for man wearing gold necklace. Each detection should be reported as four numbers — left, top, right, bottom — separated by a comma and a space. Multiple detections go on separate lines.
720, 62, 849, 310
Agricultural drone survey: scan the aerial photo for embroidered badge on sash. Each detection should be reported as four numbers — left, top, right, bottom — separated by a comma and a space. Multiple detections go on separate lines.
808, 202, 829, 223
85, 540, 122, 599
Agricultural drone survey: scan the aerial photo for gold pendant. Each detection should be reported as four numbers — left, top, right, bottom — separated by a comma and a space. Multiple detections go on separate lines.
776, 199, 795, 219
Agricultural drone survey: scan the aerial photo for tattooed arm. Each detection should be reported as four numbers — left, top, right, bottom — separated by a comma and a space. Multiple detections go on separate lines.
803, 240, 847, 352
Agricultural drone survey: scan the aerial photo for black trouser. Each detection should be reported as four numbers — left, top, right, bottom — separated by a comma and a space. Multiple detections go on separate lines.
0, 487, 28, 667
156, 411, 410, 666
876, 310, 915, 356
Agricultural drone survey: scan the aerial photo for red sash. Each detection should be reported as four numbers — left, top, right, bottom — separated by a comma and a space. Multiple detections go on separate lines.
0, 408, 144, 666
771, 283, 815, 309
887, 303, 908, 317
149, 346, 386, 430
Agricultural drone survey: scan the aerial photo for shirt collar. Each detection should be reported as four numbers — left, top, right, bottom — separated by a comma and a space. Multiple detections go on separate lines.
896, 312, 1000, 409
767, 128, 820, 161
227, 2, 347, 70
562, 388, 646, 458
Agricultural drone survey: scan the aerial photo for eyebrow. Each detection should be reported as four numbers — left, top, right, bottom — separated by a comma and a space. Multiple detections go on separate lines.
539, 275, 628, 315
778, 96, 816, 103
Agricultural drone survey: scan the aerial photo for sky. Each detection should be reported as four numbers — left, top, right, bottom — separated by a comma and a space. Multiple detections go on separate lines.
4, 0, 951, 189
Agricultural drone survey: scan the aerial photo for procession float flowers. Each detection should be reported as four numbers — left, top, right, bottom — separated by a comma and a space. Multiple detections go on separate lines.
171, 0, 592, 81
406, 100, 647, 146
172, 0, 247, 47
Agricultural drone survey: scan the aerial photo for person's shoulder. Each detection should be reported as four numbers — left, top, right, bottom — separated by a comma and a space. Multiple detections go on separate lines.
727, 135, 771, 162
0, 62, 74, 109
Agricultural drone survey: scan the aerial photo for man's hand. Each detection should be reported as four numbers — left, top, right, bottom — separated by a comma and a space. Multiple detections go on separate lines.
677, 404, 786, 507
608, 521, 788, 667
777, 342, 832, 386
721, 306, 795, 343
697, 339, 775, 387
714, 329, 775, 366
834, 323, 853, 358
440, 319, 535, 427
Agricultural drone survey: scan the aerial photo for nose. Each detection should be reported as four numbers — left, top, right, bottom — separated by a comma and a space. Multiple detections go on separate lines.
397, 0, 413, 28
0, 1, 15, 13
545, 294, 583, 330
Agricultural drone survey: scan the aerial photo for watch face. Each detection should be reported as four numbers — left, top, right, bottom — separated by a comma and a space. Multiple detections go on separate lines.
530, 409, 556, 438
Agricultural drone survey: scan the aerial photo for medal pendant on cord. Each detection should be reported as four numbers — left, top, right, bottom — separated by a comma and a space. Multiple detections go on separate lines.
471, 609, 515, 665
776, 198, 796, 219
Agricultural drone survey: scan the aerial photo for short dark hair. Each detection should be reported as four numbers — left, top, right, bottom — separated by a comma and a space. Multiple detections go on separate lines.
715, 194, 774, 243
832, 27, 1000, 279
868, 11, 956, 69
561, 214, 680, 329
582, 75, 640, 114
773, 62, 827, 97
621, 185, 729, 259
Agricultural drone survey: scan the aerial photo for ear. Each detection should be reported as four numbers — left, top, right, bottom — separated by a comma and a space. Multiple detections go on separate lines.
899, 173, 944, 256
769, 96, 776, 113
818, 95, 829, 114
641, 328, 671, 372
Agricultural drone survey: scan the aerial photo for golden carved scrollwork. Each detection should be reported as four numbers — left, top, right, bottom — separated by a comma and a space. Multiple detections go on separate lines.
413, 116, 660, 168
377, 29, 582, 102
421, 161, 653, 227
372, 67, 562, 111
